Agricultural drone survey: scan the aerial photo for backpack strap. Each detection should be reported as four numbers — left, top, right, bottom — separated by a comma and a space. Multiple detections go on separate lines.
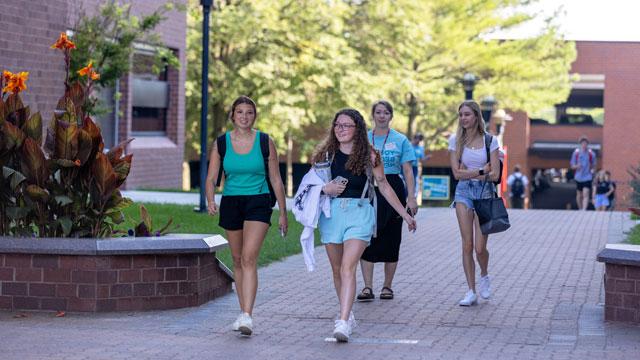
484, 133, 492, 164
215, 134, 227, 187
259, 132, 277, 207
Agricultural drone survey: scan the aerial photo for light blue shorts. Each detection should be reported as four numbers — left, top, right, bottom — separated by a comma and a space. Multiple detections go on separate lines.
318, 198, 375, 245
595, 194, 610, 208
452, 180, 495, 210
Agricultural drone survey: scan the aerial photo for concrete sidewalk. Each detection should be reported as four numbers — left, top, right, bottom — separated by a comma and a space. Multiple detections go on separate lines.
1, 209, 639, 359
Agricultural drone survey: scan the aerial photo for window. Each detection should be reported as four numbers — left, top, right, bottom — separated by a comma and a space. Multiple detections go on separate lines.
131, 52, 169, 135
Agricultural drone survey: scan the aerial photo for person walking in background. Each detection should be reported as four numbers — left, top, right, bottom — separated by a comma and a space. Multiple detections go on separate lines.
311, 108, 416, 342
357, 100, 417, 303
593, 170, 614, 211
410, 132, 428, 199
449, 101, 501, 306
570, 136, 596, 210
205, 96, 288, 336
605, 170, 616, 211
507, 165, 529, 209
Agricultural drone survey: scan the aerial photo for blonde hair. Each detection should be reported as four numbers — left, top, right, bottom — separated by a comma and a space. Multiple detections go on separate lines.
455, 101, 486, 162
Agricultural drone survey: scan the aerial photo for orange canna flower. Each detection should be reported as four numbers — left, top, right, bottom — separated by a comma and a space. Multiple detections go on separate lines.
2, 70, 13, 83
2, 71, 28, 94
51, 32, 76, 50
78, 61, 100, 81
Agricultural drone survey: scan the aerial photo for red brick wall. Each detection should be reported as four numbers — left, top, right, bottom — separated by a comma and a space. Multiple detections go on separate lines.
604, 263, 640, 323
0, 253, 231, 312
529, 124, 603, 145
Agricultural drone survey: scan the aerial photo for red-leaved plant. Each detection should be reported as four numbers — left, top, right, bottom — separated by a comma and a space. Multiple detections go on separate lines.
0, 33, 133, 237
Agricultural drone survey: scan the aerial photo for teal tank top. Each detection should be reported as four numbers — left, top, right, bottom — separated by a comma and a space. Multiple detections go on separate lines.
222, 131, 270, 196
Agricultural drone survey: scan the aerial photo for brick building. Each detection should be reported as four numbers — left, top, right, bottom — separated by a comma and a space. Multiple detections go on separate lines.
426, 41, 640, 210
0, 0, 187, 189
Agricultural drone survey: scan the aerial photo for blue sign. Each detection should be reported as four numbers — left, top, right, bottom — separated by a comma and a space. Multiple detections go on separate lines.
422, 175, 450, 200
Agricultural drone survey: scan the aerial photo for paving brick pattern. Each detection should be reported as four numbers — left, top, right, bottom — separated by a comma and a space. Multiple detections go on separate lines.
1, 209, 639, 359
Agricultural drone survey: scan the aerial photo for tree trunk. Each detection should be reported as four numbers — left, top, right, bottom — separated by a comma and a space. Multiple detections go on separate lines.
406, 92, 418, 139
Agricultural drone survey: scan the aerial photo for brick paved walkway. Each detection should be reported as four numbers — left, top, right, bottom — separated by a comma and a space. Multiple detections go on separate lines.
1, 209, 639, 359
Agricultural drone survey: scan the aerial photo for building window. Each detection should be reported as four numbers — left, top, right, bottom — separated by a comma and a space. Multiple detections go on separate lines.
132, 52, 169, 135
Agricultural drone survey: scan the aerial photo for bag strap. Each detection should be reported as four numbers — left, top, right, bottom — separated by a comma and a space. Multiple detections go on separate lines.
484, 133, 492, 165
215, 133, 227, 187
259, 132, 276, 205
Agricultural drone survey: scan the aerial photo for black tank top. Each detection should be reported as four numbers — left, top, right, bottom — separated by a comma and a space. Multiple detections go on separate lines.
331, 150, 368, 198
596, 180, 610, 195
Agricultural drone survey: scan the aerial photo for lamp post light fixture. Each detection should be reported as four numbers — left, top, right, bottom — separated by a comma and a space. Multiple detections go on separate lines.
198, 0, 213, 213
481, 95, 497, 132
462, 72, 477, 100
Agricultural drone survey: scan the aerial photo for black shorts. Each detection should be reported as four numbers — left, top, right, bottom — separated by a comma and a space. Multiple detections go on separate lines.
219, 194, 273, 231
576, 180, 592, 191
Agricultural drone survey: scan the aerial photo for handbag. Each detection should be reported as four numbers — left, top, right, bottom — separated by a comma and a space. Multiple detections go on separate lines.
472, 180, 511, 235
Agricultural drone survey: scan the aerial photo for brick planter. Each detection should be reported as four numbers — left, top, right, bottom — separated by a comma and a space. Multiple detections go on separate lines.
597, 244, 640, 323
0, 234, 233, 312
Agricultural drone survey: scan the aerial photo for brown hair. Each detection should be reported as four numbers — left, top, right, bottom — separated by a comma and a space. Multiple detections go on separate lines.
371, 100, 394, 119
228, 95, 257, 123
311, 108, 379, 175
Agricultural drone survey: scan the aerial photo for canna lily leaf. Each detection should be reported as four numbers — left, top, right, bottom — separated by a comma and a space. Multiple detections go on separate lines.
113, 154, 132, 185
54, 195, 73, 206
57, 216, 72, 237
4, 93, 24, 118
2, 121, 26, 150
82, 116, 104, 155
21, 137, 49, 186
53, 159, 80, 168
140, 204, 152, 232
24, 111, 42, 144
76, 128, 93, 166
6, 206, 30, 220
3, 166, 26, 190
25, 184, 49, 202
92, 153, 117, 200
54, 120, 78, 160
106, 138, 134, 162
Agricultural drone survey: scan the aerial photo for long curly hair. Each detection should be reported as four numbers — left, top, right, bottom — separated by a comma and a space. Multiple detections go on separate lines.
455, 100, 486, 162
311, 108, 379, 175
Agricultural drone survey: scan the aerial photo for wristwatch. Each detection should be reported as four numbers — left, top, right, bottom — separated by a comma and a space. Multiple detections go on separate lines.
479, 169, 485, 176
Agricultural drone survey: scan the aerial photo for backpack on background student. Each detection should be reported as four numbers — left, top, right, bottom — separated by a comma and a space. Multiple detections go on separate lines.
511, 175, 524, 198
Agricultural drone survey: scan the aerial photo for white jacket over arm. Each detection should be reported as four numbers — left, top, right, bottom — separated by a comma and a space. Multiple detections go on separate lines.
292, 169, 331, 271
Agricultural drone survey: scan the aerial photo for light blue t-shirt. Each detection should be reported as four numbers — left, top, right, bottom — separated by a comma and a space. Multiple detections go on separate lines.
411, 144, 424, 168
368, 128, 416, 174
570, 148, 596, 182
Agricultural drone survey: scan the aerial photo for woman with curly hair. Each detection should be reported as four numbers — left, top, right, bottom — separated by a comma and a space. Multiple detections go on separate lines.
311, 108, 417, 342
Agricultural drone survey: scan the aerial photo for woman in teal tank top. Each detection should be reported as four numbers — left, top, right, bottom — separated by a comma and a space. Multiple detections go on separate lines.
205, 96, 287, 336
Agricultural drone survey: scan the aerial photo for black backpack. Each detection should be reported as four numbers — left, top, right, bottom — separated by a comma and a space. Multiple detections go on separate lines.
511, 175, 524, 197
484, 134, 503, 185
215, 132, 277, 208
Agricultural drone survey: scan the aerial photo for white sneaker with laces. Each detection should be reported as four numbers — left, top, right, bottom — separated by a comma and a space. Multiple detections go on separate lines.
348, 311, 357, 330
459, 290, 478, 306
238, 312, 253, 335
231, 313, 243, 331
479, 275, 491, 299
333, 319, 351, 342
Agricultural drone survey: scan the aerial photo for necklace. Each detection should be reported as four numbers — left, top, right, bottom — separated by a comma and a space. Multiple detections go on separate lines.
372, 128, 391, 151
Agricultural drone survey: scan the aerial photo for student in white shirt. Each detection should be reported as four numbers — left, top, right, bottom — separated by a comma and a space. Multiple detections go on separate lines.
507, 165, 529, 209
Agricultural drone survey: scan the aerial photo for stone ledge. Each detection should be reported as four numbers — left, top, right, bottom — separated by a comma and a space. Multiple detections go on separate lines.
0, 234, 227, 255
597, 244, 640, 267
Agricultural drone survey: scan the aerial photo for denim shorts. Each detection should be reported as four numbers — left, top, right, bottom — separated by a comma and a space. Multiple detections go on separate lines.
452, 180, 496, 210
318, 198, 375, 245
594, 194, 610, 208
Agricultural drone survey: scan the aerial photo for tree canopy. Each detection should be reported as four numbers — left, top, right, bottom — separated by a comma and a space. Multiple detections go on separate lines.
185, 0, 576, 158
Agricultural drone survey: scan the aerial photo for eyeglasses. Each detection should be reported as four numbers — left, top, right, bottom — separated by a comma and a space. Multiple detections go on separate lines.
334, 123, 356, 130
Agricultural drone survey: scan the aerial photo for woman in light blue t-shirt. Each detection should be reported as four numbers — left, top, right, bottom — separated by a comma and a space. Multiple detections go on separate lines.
357, 100, 417, 302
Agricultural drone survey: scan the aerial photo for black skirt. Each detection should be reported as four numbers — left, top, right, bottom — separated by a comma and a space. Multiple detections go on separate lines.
361, 174, 407, 263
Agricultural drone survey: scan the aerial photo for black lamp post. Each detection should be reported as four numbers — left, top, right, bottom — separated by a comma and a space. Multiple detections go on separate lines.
462, 72, 477, 101
198, 0, 213, 212
481, 95, 496, 131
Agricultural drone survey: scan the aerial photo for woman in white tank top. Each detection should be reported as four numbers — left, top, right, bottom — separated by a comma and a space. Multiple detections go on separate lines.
448, 101, 501, 306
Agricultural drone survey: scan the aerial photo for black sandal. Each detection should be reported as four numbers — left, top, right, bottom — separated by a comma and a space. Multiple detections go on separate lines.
357, 287, 375, 302
380, 287, 394, 300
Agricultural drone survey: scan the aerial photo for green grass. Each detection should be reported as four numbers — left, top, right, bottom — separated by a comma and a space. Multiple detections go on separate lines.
136, 187, 200, 193
119, 203, 317, 269
627, 224, 640, 245
632, 213, 639, 221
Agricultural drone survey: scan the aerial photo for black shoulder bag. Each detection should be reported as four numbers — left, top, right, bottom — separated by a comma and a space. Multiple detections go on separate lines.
472, 135, 510, 235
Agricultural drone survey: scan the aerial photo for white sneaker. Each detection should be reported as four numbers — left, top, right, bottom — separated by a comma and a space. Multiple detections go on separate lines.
333, 319, 351, 342
459, 290, 478, 306
231, 313, 243, 331
479, 275, 491, 299
336, 311, 357, 330
238, 312, 253, 335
